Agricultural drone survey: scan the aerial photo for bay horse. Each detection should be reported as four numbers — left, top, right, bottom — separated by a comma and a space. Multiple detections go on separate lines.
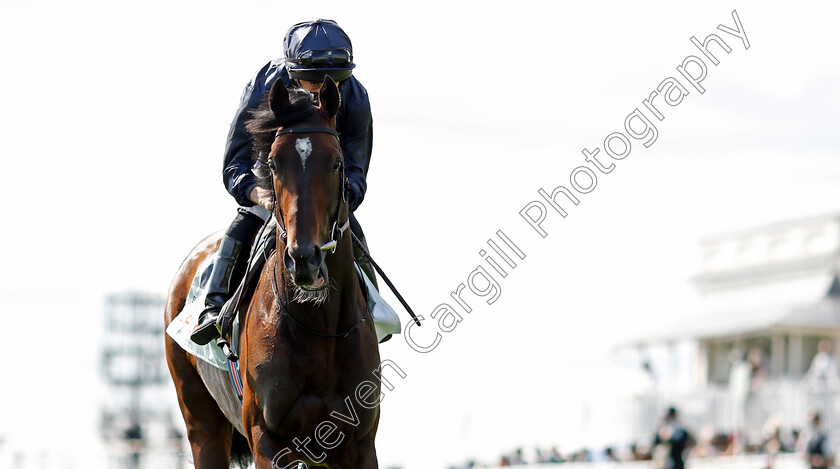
164, 76, 381, 468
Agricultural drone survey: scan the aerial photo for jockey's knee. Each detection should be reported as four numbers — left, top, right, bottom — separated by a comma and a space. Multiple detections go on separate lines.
226, 207, 265, 245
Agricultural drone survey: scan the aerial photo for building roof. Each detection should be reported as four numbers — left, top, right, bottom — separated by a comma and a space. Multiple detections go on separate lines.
688, 273, 840, 339
627, 273, 840, 345
624, 212, 840, 347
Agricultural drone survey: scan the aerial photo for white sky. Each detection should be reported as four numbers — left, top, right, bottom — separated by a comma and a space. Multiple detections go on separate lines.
1, 0, 839, 468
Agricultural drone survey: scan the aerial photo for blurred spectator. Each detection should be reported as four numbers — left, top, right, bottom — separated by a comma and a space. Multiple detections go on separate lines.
605, 446, 620, 462
578, 449, 591, 462
714, 432, 735, 455
748, 348, 767, 391
729, 349, 751, 395
729, 349, 751, 454
652, 407, 693, 469
123, 423, 142, 440
792, 429, 802, 450
759, 416, 793, 455
804, 340, 840, 389
689, 424, 720, 458
535, 447, 546, 463
630, 442, 652, 461
548, 446, 563, 463
510, 447, 526, 465
759, 416, 786, 469
499, 455, 511, 466
799, 412, 834, 469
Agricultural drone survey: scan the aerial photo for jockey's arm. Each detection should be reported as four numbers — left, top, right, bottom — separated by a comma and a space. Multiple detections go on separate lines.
223, 67, 373, 212
338, 79, 373, 212
222, 63, 273, 208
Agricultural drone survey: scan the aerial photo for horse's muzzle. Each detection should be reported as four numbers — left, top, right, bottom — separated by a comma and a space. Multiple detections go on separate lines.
284, 245, 326, 289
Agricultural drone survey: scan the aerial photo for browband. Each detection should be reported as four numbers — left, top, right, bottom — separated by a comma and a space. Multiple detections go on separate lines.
275, 127, 339, 138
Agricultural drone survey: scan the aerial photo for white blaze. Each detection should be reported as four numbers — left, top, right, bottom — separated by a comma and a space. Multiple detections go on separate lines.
295, 137, 313, 171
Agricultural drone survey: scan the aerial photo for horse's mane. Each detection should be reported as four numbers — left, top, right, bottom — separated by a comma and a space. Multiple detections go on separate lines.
245, 88, 316, 189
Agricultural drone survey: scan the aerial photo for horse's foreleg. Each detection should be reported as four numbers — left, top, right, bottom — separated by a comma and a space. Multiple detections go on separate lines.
165, 237, 235, 468
350, 442, 379, 469
248, 428, 310, 468
244, 398, 305, 469
166, 344, 234, 468
346, 409, 380, 469
332, 434, 378, 469
187, 423, 234, 469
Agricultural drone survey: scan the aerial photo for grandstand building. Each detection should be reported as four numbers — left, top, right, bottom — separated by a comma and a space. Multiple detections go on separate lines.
627, 212, 840, 450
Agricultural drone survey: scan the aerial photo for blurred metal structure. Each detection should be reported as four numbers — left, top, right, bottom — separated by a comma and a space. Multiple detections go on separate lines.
99, 291, 187, 468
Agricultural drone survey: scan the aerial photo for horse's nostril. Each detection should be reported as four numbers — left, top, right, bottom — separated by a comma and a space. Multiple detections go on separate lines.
286, 245, 321, 275
284, 248, 295, 273
308, 247, 323, 269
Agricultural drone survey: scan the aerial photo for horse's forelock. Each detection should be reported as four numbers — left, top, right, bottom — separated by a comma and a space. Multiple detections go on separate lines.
245, 88, 317, 189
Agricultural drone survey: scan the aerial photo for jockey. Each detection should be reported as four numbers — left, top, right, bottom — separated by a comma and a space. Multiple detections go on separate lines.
191, 19, 376, 345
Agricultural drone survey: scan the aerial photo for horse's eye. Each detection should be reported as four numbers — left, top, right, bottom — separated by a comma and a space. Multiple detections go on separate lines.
332, 157, 342, 172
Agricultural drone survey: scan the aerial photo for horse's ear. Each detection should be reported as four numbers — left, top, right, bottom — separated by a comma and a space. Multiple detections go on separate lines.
268, 79, 290, 117
320, 75, 340, 118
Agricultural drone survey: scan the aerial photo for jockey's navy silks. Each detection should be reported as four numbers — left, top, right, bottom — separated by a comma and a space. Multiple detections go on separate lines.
223, 20, 372, 213
193, 19, 378, 347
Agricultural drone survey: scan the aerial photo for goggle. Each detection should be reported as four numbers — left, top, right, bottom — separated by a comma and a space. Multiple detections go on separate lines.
287, 49, 353, 68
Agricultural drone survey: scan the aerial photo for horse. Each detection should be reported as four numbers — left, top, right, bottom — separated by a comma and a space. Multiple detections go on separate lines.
164, 76, 381, 468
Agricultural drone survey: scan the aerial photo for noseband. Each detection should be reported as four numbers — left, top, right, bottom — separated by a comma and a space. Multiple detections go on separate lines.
269, 127, 350, 253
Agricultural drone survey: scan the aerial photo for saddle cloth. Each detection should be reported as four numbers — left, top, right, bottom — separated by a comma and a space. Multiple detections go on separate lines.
166, 229, 401, 371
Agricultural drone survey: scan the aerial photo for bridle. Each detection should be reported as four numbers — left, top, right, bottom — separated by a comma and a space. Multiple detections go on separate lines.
268, 126, 350, 253
266, 125, 363, 339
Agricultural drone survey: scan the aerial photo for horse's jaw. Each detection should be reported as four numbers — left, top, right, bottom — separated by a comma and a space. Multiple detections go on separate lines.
289, 269, 333, 306
280, 236, 356, 308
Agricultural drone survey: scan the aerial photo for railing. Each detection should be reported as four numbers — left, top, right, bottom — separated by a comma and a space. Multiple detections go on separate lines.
627, 381, 840, 449
488, 452, 810, 469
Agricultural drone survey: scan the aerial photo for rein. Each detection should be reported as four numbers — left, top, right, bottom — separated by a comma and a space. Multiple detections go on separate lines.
267, 125, 361, 338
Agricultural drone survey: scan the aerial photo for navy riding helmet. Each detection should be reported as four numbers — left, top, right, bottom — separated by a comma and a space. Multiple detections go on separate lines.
284, 19, 356, 83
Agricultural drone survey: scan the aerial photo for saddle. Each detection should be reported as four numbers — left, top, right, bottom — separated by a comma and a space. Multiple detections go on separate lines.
215, 218, 401, 359
166, 219, 401, 369
215, 217, 279, 351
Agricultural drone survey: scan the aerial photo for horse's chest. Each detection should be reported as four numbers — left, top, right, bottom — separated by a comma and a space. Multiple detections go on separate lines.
267, 390, 378, 442
254, 355, 379, 437
243, 311, 382, 449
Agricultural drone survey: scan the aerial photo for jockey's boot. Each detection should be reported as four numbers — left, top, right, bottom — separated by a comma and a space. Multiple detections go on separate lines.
190, 235, 245, 345
354, 234, 378, 291
354, 235, 396, 343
